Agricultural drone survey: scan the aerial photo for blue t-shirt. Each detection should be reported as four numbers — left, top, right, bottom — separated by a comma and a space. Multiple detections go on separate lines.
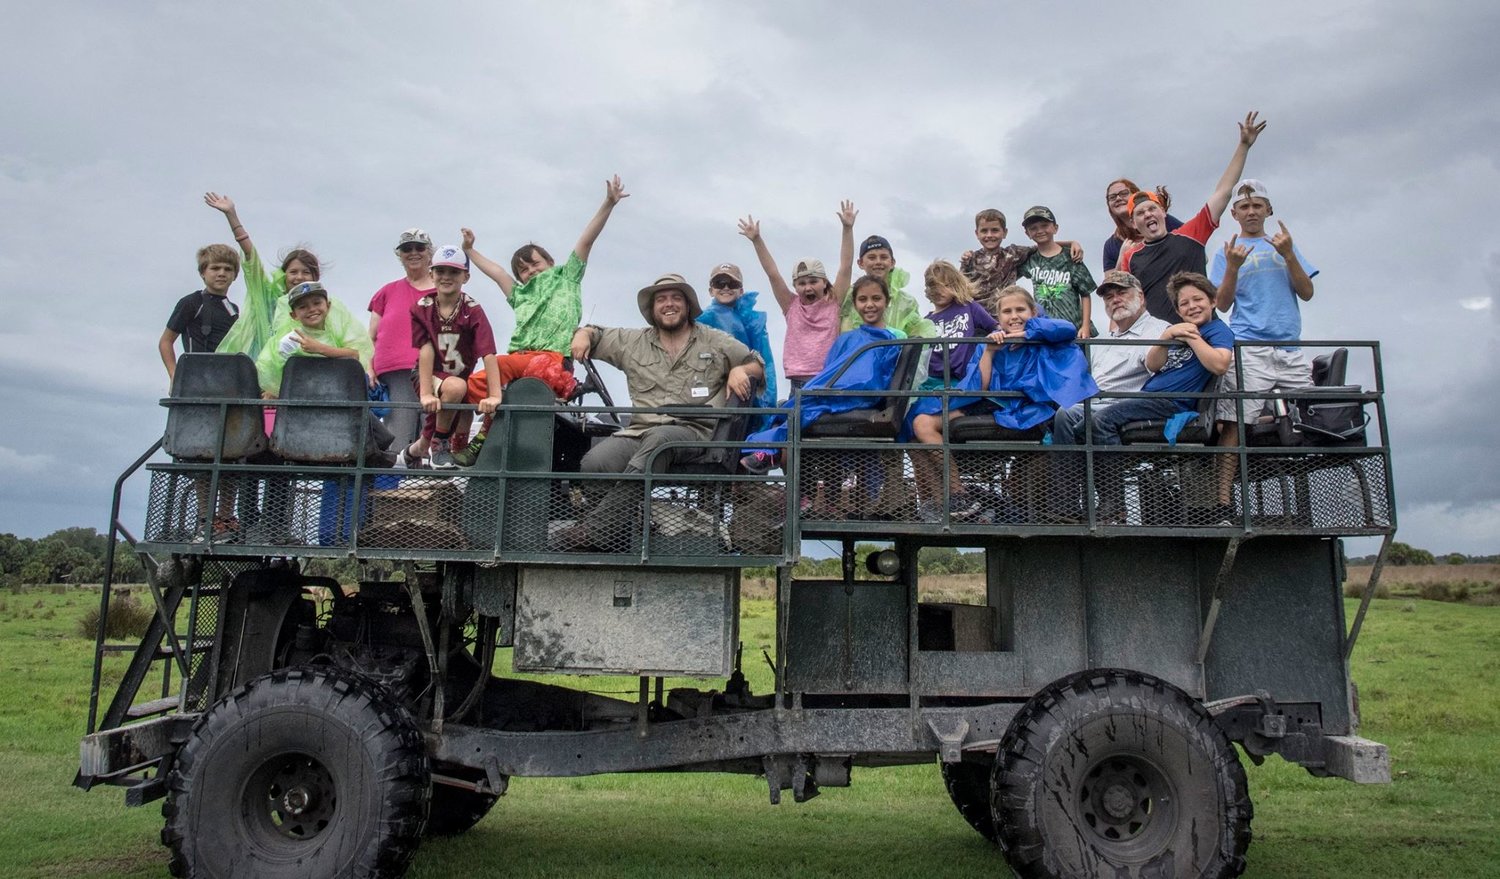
1209, 237, 1318, 343
1143, 317, 1234, 409
925, 300, 998, 381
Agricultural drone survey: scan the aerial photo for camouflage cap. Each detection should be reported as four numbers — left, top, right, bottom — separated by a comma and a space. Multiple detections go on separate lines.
1096, 270, 1142, 295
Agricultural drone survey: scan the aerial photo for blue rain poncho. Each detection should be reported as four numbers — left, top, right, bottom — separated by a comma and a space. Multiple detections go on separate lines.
906, 316, 1098, 432
698, 289, 778, 413
743, 324, 905, 452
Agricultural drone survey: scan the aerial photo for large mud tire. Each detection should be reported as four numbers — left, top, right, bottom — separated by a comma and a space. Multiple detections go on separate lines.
162, 666, 430, 878
992, 668, 1252, 879
424, 784, 500, 836
940, 758, 999, 843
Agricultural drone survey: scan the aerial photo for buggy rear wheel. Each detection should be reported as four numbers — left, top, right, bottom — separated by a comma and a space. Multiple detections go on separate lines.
424, 783, 501, 836
940, 758, 999, 843
162, 666, 430, 878
991, 668, 1251, 879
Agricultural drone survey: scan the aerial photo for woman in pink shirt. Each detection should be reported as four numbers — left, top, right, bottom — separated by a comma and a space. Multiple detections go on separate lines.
368, 228, 437, 449
737, 202, 857, 393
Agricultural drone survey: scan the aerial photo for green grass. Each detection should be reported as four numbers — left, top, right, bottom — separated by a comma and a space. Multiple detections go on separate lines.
1, 588, 1497, 878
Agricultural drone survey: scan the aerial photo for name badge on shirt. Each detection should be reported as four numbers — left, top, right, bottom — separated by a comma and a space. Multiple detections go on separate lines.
691, 386, 710, 398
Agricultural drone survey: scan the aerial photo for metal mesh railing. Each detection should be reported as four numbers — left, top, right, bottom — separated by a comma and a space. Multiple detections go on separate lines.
139, 338, 1395, 561
144, 465, 793, 560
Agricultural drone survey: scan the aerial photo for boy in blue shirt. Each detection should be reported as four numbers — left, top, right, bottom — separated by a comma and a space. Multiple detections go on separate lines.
1072, 272, 1233, 522
1209, 178, 1318, 507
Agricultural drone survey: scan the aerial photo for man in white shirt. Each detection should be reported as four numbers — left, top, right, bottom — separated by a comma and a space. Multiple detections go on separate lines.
1048, 270, 1169, 519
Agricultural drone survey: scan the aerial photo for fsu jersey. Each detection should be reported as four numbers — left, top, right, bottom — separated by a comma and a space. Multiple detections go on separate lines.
410, 293, 498, 379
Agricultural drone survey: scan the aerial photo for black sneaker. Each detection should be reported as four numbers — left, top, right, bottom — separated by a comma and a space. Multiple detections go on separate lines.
739, 451, 775, 475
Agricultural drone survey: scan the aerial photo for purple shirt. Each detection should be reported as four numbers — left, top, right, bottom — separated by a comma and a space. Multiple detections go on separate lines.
926, 300, 998, 381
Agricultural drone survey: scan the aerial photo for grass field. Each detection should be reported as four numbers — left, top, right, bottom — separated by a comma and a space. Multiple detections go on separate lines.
2, 579, 1497, 879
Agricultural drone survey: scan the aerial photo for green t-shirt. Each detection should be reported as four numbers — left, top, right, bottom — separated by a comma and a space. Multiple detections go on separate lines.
255, 304, 374, 395
509, 252, 585, 354
839, 267, 935, 338
1020, 249, 1096, 334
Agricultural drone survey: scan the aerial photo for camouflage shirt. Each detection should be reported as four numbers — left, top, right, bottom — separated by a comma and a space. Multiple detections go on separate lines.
960, 244, 1033, 316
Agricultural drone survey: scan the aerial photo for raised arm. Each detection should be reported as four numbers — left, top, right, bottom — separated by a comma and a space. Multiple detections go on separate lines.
204, 192, 254, 259
1205, 112, 1266, 221
462, 227, 516, 299
833, 200, 858, 298
737, 216, 794, 311
572, 175, 629, 263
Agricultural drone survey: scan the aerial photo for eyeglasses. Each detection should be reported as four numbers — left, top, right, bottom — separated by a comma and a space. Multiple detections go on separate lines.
398, 243, 429, 254
1106, 192, 1131, 205
711, 280, 742, 290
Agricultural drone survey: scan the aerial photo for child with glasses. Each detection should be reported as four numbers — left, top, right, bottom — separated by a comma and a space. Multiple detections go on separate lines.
697, 262, 778, 414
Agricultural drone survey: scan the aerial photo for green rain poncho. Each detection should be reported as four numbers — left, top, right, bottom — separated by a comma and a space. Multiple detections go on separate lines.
254, 301, 374, 395
839, 266, 935, 338
217, 249, 363, 364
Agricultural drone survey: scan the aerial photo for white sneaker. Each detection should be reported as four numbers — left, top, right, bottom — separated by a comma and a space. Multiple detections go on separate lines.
429, 443, 459, 470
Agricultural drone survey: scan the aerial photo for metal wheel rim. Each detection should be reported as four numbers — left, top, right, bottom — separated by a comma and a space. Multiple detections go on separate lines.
1077, 753, 1177, 854
242, 751, 338, 844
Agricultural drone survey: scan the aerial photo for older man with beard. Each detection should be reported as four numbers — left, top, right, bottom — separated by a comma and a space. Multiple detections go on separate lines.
1046, 270, 1169, 520
560, 273, 764, 550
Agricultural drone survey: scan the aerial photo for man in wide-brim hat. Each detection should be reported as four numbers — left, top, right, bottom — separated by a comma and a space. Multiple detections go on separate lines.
561, 273, 764, 550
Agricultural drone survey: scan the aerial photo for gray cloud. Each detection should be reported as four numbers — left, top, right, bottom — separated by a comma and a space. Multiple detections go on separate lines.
3, 0, 1497, 552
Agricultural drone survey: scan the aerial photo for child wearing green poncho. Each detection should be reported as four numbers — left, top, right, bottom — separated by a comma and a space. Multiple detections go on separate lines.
255, 282, 374, 397
840, 235, 935, 338
205, 192, 364, 368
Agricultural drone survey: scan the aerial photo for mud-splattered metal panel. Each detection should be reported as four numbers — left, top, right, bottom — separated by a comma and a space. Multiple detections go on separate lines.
513, 566, 737, 677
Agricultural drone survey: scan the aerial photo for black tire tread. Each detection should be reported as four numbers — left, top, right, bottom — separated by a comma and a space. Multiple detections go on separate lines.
161, 665, 430, 878
940, 758, 999, 843
991, 667, 1253, 879
424, 784, 500, 836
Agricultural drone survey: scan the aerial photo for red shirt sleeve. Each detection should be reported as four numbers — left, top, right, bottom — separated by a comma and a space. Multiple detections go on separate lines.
1176, 204, 1219, 245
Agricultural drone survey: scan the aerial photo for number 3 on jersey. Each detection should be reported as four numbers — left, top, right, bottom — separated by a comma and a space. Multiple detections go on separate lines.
437, 332, 466, 375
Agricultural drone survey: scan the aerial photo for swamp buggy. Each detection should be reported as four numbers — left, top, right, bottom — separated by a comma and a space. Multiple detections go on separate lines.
79, 339, 1396, 878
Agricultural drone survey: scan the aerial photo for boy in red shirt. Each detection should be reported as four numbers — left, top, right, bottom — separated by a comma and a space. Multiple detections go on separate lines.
407, 245, 501, 469
1119, 111, 1266, 322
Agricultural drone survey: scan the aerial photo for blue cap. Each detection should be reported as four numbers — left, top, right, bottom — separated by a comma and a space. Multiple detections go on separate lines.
859, 235, 893, 259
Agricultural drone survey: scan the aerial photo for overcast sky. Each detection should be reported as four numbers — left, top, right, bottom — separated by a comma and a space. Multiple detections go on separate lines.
3, 1, 1496, 555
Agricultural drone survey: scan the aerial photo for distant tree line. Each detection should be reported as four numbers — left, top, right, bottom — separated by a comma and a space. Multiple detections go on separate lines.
1347, 542, 1496, 567
1, 529, 1489, 588
1, 528, 146, 586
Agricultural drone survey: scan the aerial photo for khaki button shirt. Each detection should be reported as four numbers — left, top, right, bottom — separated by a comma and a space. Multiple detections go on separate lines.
587, 324, 762, 438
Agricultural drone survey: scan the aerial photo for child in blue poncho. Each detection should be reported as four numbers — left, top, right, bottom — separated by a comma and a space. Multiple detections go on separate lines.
698, 263, 778, 422
907, 286, 1098, 519
739, 274, 903, 474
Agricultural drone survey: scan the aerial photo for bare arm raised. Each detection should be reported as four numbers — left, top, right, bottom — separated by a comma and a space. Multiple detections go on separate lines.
462, 227, 517, 299
737, 216, 795, 312
833, 200, 857, 298
1205, 112, 1266, 221
572, 175, 629, 264
204, 192, 255, 260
